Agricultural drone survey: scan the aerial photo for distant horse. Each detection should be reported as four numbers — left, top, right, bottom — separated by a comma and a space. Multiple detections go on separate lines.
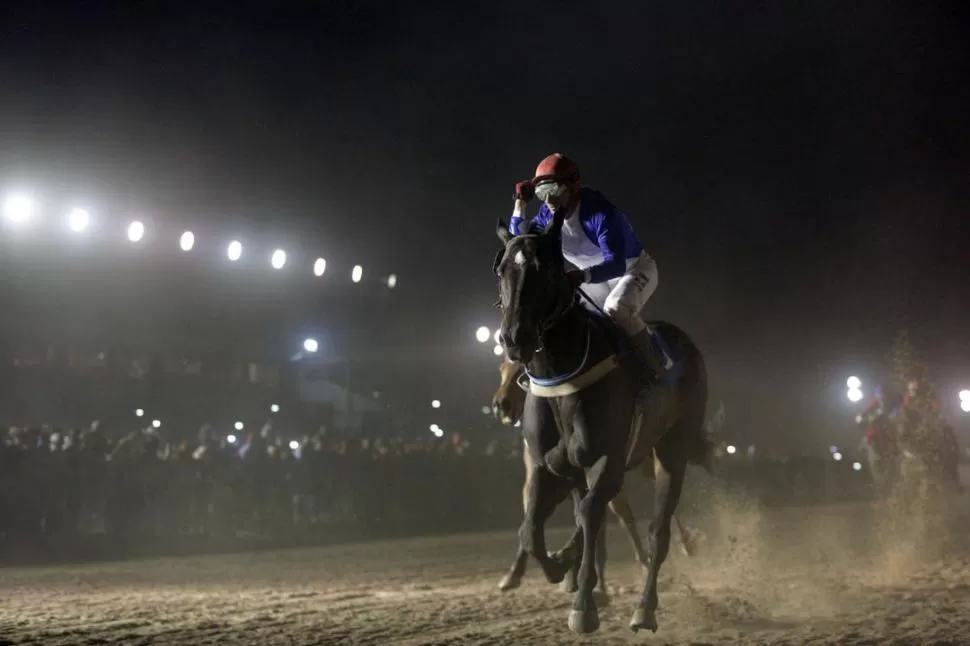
490, 356, 699, 596
493, 214, 711, 634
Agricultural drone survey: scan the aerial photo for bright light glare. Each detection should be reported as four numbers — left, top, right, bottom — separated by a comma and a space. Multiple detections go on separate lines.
430, 423, 443, 438
270, 404, 280, 413
151, 419, 161, 429
476, 326, 490, 343
833, 452, 843, 462
431, 400, 441, 409
959, 389, 970, 402
234, 421, 244, 431
67, 208, 90, 232
852, 461, 862, 471
481, 406, 490, 415
271, 248, 287, 269
846, 376, 861, 390
726, 444, 737, 455
847, 388, 864, 403
180, 231, 195, 251
135, 408, 144, 418
227, 240, 242, 261
227, 434, 237, 444
303, 338, 319, 353
961, 399, 970, 413
387, 273, 397, 289
351, 264, 363, 283
127, 220, 145, 242
313, 257, 327, 277
3, 193, 35, 222
493, 344, 504, 356
493, 329, 501, 344
288, 440, 299, 450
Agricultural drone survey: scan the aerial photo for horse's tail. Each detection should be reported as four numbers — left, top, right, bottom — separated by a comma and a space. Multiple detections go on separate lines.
682, 338, 714, 474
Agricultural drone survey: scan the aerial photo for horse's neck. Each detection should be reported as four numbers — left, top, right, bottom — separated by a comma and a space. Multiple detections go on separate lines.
526, 308, 590, 379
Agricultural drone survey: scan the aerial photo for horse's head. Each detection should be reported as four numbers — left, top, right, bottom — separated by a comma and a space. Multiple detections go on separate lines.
491, 356, 526, 425
493, 213, 569, 363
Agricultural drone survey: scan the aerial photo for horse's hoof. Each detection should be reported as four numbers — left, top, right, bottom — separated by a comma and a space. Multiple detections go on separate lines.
567, 607, 600, 634
559, 577, 578, 593
498, 574, 521, 592
629, 607, 658, 633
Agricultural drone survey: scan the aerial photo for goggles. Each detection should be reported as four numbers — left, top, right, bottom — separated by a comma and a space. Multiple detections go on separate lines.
534, 180, 568, 202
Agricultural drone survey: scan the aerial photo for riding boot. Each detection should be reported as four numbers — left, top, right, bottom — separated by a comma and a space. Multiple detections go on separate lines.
626, 328, 663, 405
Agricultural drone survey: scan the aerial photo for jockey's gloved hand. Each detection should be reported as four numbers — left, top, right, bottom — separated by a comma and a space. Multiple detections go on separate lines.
514, 180, 535, 203
566, 269, 588, 290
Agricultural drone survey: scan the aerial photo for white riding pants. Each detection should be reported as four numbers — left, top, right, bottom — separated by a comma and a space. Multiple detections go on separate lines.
578, 251, 658, 336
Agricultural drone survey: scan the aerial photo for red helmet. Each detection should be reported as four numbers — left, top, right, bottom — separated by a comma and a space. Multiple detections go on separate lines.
532, 153, 580, 186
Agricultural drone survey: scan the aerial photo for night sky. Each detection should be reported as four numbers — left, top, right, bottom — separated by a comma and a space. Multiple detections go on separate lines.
1, 1, 968, 450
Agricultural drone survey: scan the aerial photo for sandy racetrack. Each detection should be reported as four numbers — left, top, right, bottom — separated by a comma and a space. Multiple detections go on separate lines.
2, 496, 969, 645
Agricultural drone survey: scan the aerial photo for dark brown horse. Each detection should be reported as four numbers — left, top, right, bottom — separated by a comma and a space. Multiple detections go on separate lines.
494, 214, 711, 634
491, 356, 698, 596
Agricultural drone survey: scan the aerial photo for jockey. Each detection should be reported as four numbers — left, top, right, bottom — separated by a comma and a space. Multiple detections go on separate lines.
509, 152, 663, 402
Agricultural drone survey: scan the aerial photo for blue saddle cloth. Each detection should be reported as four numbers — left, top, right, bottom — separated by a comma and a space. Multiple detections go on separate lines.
586, 309, 684, 387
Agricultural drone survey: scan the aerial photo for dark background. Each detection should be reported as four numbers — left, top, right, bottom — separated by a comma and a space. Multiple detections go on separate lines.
1, 1, 968, 451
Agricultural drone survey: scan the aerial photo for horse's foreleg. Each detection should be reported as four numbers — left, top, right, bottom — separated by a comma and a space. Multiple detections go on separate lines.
630, 446, 687, 634
567, 454, 622, 635
499, 440, 538, 592
519, 464, 573, 586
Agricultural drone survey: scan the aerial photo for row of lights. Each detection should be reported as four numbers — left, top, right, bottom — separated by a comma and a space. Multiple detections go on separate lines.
2, 193, 397, 288
847, 375, 970, 413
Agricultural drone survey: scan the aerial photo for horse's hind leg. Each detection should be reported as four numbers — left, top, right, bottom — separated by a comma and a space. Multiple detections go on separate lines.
630, 439, 688, 634
608, 488, 650, 574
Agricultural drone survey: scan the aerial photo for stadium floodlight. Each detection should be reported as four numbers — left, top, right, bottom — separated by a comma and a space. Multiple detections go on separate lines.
227, 434, 237, 444
288, 440, 299, 450
303, 338, 319, 353
66, 208, 90, 232
234, 421, 244, 431
846, 376, 861, 390
313, 257, 327, 277
726, 444, 737, 455
387, 273, 397, 289
833, 451, 843, 461
270, 404, 280, 413
962, 399, 970, 413
127, 220, 145, 242
852, 461, 862, 471
3, 193, 36, 223
179, 230, 195, 251
351, 264, 363, 283
431, 399, 441, 409
493, 344, 504, 356
481, 406, 490, 415
476, 326, 490, 344
271, 248, 287, 269
227, 240, 242, 261
959, 389, 970, 403
151, 419, 161, 429
847, 387, 864, 403
135, 408, 144, 418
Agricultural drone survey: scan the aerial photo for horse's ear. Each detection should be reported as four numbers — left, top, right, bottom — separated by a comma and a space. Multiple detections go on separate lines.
542, 211, 565, 238
496, 218, 513, 245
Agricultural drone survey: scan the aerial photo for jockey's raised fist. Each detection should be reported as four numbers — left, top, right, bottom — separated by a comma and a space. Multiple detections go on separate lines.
514, 180, 534, 203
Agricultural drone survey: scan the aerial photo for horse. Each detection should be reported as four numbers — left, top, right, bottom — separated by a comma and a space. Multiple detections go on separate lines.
490, 356, 699, 596
493, 213, 711, 634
